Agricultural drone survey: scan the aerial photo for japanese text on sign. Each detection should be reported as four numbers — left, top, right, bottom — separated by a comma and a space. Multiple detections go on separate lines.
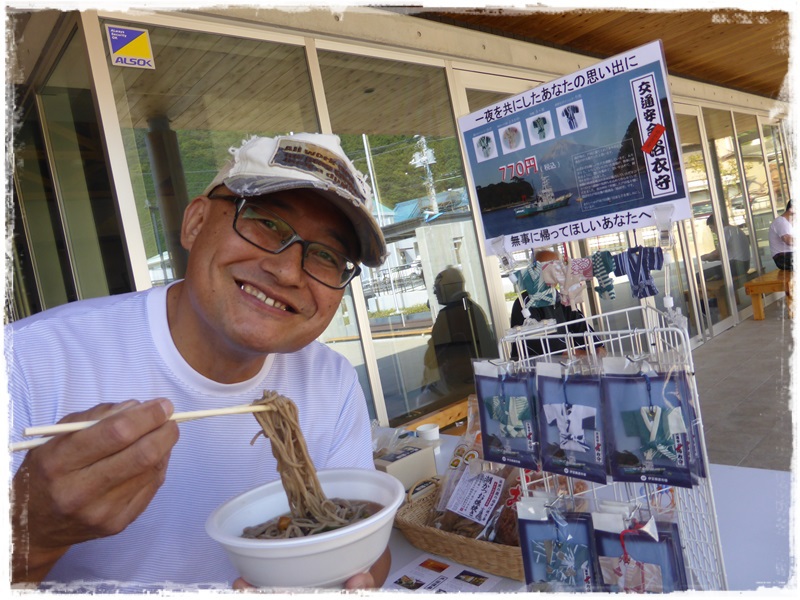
508, 210, 654, 248
631, 73, 675, 198
446, 470, 505, 526
499, 155, 539, 181
476, 53, 640, 125
458, 40, 690, 253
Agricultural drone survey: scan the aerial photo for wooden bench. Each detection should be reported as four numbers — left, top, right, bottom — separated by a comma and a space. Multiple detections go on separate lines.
404, 396, 470, 432
744, 269, 792, 320
685, 273, 747, 324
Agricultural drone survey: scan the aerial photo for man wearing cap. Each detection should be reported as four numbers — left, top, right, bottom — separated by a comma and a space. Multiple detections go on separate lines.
9, 134, 389, 590
421, 266, 497, 403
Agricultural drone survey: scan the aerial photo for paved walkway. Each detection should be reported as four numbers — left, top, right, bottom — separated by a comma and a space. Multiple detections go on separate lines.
692, 297, 794, 471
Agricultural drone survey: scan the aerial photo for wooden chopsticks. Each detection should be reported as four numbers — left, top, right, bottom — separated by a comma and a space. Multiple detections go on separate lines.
10, 403, 272, 452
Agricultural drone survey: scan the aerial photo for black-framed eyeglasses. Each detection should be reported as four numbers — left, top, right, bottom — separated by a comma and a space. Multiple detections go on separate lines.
208, 194, 361, 289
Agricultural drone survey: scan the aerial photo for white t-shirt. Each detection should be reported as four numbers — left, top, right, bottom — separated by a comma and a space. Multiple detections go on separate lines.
722, 225, 750, 263
7, 283, 374, 591
769, 214, 793, 255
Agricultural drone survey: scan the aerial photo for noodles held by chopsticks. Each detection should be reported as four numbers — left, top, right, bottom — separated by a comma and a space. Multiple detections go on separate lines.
243, 390, 378, 539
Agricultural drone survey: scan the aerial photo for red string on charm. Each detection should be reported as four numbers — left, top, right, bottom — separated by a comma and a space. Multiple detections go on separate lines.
619, 518, 647, 563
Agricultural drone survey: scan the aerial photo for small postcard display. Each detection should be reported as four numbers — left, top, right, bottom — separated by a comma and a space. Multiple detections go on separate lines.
517, 495, 689, 593
474, 360, 539, 471
535, 361, 607, 485
472, 353, 705, 488
517, 496, 600, 592
601, 357, 703, 488
593, 507, 689, 593
472, 356, 695, 591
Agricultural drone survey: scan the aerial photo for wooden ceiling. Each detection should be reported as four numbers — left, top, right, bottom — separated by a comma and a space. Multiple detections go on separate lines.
399, 7, 790, 100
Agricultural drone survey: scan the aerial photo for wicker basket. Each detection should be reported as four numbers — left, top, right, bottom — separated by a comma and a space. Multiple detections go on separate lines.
393, 480, 525, 582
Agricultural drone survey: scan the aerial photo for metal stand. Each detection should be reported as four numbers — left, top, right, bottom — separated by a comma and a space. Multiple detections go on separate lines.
500, 305, 727, 591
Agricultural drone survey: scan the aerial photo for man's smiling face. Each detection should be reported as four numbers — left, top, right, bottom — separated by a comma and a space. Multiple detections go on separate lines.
173, 187, 358, 369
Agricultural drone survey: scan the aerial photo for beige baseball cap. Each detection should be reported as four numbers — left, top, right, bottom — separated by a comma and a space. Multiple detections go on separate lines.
203, 133, 387, 267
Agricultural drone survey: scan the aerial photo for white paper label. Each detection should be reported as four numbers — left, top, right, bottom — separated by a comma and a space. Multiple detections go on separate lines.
445, 470, 505, 525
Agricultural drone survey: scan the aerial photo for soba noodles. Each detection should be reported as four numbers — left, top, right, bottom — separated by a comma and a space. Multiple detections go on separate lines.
241, 390, 381, 539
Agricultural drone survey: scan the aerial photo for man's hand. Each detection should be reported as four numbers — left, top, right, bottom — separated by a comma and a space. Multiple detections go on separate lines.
701, 250, 718, 262
344, 547, 391, 590
232, 547, 392, 590
11, 399, 180, 584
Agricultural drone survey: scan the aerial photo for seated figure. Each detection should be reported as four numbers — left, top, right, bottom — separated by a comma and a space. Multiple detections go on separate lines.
509, 250, 606, 359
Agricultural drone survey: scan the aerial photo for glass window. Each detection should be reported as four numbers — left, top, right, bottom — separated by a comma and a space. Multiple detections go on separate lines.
102, 24, 380, 413
102, 23, 319, 285
8, 189, 44, 321
319, 51, 498, 426
701, 107, 750, 317
37, 30, 133, 300
762, 122, 791, 212
465, 85, 536, 329
678, 112, 717, 334
734, 112, 773, 276
11, 104, 77, 315
317, 285, 378, 420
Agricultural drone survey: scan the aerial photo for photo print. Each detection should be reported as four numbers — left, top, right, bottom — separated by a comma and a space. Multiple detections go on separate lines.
526, 111, 555, 145
499, 122, 525, 154
556, 98, 587, 135
473, 131, 498, 162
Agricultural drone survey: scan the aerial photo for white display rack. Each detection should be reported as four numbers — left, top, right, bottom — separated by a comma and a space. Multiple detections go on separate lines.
499, 304, 727, 591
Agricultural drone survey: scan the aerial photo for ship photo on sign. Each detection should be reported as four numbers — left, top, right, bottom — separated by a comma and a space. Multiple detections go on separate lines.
105, 25, 156, 70
459, 40, 689, 256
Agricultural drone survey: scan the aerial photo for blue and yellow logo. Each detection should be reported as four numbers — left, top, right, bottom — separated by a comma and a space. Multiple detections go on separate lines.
105, 25, 155, 70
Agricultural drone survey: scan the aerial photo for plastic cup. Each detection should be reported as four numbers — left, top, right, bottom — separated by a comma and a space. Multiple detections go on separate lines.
416, 423, 440, 441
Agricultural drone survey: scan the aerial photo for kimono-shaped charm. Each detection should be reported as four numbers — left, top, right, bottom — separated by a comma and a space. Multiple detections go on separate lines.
598, 555, 664, 593
487, 395, 532, 438
602, 361, 695, 488
474, 360, 539, 470
622, 404, 687, 464
537, 361, 608, 485
544, 403, 596, 452
542, 260, 587, 307
539, 538, 594, 589
613, 246, 664, 299
515, 261, 557, 308
591, 250, 616, 299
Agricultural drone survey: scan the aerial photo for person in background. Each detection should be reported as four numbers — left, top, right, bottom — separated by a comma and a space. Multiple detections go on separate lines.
700, 215, 751, 281
420, 266, 498, 404
769, 200, 793, 271
8, 133, 390, 591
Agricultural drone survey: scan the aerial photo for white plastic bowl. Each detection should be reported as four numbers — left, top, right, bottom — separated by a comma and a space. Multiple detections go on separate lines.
205, 468, 405, 588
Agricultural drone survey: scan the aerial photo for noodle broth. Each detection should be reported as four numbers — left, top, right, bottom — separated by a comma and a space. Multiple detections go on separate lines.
242, 499, 384, 539
206, 468, 405, 588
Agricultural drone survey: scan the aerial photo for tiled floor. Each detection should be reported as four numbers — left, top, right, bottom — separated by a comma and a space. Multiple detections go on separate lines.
692, 297, 794, 471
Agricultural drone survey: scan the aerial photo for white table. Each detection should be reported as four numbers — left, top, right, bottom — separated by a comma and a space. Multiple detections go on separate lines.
387, 435, 794, 591
707, 463, 792, 590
